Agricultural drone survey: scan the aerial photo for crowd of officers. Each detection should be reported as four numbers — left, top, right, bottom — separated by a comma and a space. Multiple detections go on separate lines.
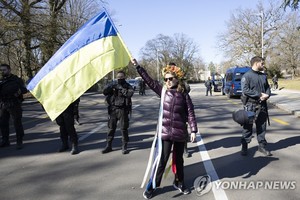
0, 56, 272, 157
0, 64, 136, 155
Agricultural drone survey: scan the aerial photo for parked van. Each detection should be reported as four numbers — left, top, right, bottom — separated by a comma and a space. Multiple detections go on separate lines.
212, 73, 223, 92
223, 66, 251, 98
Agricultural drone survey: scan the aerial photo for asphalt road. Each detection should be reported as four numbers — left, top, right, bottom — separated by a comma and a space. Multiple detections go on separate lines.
0, 83, 299, 200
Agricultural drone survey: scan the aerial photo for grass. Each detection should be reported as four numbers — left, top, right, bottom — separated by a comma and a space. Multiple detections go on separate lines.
269, 77, 300, 91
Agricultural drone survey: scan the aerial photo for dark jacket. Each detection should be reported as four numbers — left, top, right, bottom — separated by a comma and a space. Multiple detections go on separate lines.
204, 80, 213, 88
241, 69, 271, 108
137, 66, 198, 142
103, 81, 134, 112
0, 74, 27, 106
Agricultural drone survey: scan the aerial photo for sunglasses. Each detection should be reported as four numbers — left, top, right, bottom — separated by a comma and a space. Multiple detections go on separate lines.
164, 77, 174, 82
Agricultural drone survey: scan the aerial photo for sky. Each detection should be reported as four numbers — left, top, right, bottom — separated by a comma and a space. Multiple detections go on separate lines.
106, 0, 274, 64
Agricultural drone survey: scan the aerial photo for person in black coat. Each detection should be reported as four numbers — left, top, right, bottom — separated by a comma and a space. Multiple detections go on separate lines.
0, 63, 27, 149
56, 99, 80, 155
240, 56, 271, 156
102, 71, 134, 154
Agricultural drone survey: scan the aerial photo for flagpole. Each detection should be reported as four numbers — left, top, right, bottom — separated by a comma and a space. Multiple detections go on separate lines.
103, 7, 133, 60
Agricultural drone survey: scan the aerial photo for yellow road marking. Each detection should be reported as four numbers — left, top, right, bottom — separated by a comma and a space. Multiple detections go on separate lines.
227, 100, 239, 105
271, 118, 290, 125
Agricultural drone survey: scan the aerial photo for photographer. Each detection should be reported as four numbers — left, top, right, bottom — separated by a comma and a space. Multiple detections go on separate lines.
102, 71, 134, 154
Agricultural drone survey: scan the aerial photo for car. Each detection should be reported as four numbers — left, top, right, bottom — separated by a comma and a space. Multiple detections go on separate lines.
223, 66, 251, 98
213, 79, 223, 92
127, 79, 140, 91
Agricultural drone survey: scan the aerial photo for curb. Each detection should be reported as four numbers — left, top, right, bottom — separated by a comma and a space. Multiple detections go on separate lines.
268, 101, 300, 118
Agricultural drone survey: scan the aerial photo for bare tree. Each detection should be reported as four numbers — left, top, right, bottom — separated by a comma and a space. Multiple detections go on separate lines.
191, 57, 206, 81
0, 0, 106, 80
38, 0, 67, 64
271, 12, 300, 78
40, 0, 104, 65
217, 1, 285, 65
140, 33, 199, 81
171, 33, 199, 73
139, 34, 174, 79
282, 0, 299, 10
0, 0, 46, 79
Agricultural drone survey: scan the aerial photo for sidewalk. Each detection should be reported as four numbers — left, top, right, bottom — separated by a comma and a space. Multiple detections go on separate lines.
268, 88, 300, 118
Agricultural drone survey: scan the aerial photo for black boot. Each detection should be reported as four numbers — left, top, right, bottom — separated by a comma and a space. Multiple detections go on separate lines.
0, 140, 10, 148
122, 142, 129, 154
241, 143, 248, 156
16, 140, 23, 150
58, 141, 69, 152
70, 143, 79, 155
102, 141, 112, 154
258, 143, 271, 156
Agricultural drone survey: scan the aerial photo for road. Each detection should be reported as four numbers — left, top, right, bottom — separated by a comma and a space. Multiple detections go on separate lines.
0, 83, 299, 200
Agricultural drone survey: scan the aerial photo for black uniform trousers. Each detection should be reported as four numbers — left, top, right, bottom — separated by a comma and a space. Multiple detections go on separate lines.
155, 140, 185, 187
206, 86, 212, 96
0, 103, 24, 144
107, 108, 129, 143
242, 105, 268, 145
56, 105, 78, 145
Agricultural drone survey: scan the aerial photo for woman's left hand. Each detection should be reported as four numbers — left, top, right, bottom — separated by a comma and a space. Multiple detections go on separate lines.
190, 132, 196, 143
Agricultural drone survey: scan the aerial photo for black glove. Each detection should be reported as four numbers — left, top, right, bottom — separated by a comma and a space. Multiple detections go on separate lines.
121, 88, 127, 96
117, 84, 124, 90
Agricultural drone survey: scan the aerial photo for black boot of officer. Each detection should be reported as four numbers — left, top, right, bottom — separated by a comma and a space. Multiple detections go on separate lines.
71, 142, 79, 155
16, 140, 23, 150
102, 140, 112, 154
122, 142, 129, 154
0, 136, 10, 147
58, 139, 69, 152
241, 142, 248, 156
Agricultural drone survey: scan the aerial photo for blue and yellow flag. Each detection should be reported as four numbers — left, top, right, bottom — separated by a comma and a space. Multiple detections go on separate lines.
27, 9, 132, 121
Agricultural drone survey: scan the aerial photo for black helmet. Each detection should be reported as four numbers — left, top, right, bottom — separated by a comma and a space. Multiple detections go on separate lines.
232, 109, 255, 125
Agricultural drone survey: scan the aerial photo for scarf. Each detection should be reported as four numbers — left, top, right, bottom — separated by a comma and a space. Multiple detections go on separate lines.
141, 86, 166, 189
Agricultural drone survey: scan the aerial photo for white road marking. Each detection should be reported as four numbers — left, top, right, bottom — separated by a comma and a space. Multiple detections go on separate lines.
196, 135, 228, 200
78, 123, 106, 141
78, 105, 140, 141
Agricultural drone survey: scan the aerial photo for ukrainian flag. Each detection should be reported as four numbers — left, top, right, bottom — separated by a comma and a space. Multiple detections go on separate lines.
27, 9, 131, 121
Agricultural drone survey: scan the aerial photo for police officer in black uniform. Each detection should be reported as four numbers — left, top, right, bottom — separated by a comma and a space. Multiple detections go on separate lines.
0, 63, 27, 149
102, 71, 134, 154
56, 98, 80, 155
240, 56, 271, 156
205, 77, 213, 96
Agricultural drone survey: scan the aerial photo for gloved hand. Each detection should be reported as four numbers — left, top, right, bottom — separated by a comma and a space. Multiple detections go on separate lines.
14, 89, 21, 97
121, 88, 128, 96
115, 84, 123, 90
